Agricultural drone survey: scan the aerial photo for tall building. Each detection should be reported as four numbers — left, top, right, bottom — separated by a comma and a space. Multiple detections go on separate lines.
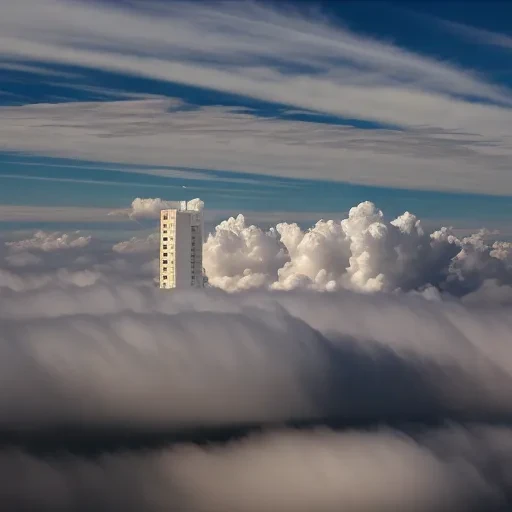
159, 200, 204, 289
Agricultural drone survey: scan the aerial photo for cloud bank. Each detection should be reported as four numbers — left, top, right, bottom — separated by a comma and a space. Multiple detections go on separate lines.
4, 425, 512, 512
1, 197, 512, 510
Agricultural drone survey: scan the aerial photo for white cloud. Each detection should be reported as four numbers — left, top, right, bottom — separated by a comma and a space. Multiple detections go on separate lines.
0, 0, 509, 105
437, 18, 512, 51
203, 201, 512, 295
112, 233, 159, 254
6, 230, 91, 252
3, 198, 511, 298
0, 1, 511, 193
0, 99, 511, 194
110, 197, 203, 220
0, 205, 116, 223
118, 197, 181, 220
0, 60, 81, 78
4, 251, 42, 267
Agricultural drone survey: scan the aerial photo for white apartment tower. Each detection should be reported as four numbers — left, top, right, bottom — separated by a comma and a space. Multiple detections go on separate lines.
159, 200, 204, 289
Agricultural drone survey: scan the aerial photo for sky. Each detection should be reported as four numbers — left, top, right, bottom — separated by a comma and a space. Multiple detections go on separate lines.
4, 3, 512, 510
0, 0, 511, 237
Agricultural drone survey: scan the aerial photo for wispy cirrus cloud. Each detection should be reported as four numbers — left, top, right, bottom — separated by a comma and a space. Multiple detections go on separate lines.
0, 0, 511, 194
0, 98, 511, 194
436, 18, 512, 51
0, 0, 509, 106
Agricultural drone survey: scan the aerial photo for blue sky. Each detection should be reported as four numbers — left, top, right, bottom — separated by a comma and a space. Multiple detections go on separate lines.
0, 0, 511, 235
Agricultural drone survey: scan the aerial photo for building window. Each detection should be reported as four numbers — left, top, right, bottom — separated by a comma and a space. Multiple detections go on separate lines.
163, 252, 168, 257
163, 245, 167, 250
162, 237, 168, 241
163, 276, 168, 280
163, 267, 167, 272
163, 260, 168, 264
163, 214, 168, 220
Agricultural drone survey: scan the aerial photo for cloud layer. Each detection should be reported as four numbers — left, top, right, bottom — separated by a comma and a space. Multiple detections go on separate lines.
5, 425, 512, 512
1, 198, 512, 510
0, 1, 511, 193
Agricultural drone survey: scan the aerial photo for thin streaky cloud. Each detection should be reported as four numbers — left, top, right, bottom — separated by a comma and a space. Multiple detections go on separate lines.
0, 99, 511, 195
0, 159, 301, 188
0, 1, 511, 194
0, 174, 287, 199
0, 61, 81, 79
433, 17, 512, 51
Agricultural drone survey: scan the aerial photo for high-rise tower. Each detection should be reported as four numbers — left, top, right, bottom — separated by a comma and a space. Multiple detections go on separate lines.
159, 200, 204, 289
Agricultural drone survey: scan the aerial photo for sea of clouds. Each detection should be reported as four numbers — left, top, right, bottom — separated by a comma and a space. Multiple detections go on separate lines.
1, 197, 512, 511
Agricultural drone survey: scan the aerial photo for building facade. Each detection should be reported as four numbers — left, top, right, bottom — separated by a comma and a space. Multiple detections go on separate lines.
159, 200, 204, 289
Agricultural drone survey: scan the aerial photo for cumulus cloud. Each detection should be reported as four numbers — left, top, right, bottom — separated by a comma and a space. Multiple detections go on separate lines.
3, 198, 512, 300
5, 230, 91, 252
204, 201, 512, 296
112, 233, 159, 254
111, 197, 204, 220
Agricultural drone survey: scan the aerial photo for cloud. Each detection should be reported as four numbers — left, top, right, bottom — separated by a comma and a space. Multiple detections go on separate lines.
111, 197, 182, 220
111, 197, 204, 220
5, 230, 91, 252
4, 251, 41, 267
437, 18, 512, 51
3, 198, 512, 299
203, 201, 512, 295
112, 233, 159, 254
1, 425, 511, 511
0, 60, 81, 78
1, 99, 512, 195
0, 204, 115, 223
1, 259, 512, 427
0, 1, 511, 193
1, 0, 509, 106
2, 197, 512, 509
